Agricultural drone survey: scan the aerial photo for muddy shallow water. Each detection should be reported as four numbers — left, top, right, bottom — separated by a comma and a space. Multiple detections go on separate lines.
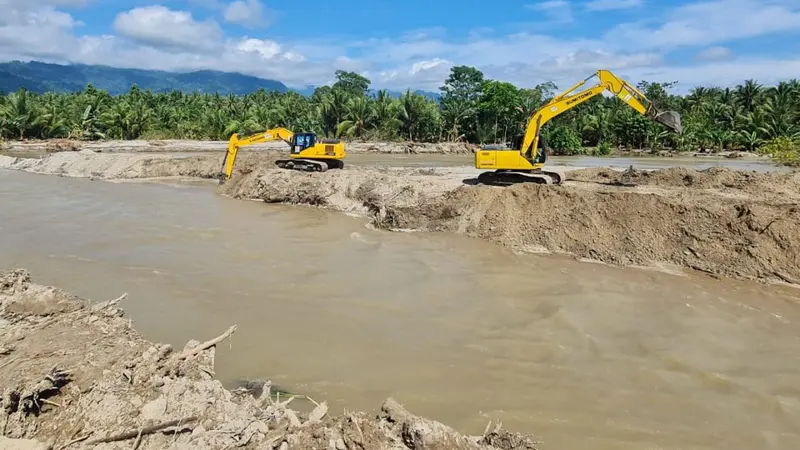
1, 169, 799, 450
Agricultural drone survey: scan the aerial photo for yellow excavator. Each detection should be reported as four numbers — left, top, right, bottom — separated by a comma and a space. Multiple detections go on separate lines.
218, 127, 346, 183
474, 69, 683, 185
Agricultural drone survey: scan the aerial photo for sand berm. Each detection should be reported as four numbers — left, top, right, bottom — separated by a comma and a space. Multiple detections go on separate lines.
2, 149, 797, 284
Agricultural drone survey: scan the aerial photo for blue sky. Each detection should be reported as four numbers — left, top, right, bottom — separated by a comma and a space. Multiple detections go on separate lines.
1, 0, 799, 93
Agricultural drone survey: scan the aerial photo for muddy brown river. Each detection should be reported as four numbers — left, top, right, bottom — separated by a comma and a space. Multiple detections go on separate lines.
1, 169, 799, 450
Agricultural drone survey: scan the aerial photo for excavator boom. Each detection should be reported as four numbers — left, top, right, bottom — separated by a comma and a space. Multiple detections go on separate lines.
474, 69, 682, 185
218, 127, 346, 183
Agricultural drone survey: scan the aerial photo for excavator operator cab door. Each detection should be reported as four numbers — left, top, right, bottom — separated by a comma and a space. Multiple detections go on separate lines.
290, 133, 316, 154
518, 133, 547, 165
533, 134, 547, 164
511, 135, 524, 152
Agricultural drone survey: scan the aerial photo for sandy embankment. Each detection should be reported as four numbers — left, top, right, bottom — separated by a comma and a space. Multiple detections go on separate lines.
0, 269, 536, 450
1, 150, 799, 284
221, 165, 800, 284
0, 151, 276, 180
1, 139, 477, 155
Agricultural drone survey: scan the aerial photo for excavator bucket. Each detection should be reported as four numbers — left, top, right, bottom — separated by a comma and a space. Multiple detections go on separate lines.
653, 110, 683, 133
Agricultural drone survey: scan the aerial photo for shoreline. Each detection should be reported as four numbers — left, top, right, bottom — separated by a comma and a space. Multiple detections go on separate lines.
0, 138, 774, 161
1, 150, 797, 285
0, 268, 537, 449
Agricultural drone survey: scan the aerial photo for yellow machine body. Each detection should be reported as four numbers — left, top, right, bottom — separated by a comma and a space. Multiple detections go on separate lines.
474, 69, 683, 185
218, 127, 346, 183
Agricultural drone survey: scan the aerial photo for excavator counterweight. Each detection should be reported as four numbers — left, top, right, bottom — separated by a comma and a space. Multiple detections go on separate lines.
474, 69, 682, 186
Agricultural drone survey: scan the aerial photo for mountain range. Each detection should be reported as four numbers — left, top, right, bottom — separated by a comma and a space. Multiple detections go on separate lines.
0, 61, 440, 100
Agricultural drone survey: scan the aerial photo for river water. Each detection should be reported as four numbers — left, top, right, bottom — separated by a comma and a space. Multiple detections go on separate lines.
1, 169, 799, 450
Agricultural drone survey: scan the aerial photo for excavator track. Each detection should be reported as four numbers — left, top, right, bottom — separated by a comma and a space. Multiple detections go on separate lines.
275, 158, 345, 172
476, 169, 566, 186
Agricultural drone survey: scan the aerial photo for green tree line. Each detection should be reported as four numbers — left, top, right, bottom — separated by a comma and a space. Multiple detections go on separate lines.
1, 66, 798, 163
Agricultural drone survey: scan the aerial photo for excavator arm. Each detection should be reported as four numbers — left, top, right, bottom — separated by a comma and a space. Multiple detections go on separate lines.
218, 127, 295, 182
474, 69, 682, 185
520, 69, 683, 160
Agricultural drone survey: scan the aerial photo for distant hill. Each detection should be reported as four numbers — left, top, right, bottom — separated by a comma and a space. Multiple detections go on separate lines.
0, 61, 288, 95
0, 61, 440, 100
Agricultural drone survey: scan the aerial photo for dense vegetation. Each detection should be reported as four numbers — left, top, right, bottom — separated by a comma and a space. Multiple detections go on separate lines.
0, 65, 798, 164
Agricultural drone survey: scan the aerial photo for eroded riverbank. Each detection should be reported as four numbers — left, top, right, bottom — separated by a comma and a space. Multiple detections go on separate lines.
1, 150, 798, 285
0, 269, 537, 450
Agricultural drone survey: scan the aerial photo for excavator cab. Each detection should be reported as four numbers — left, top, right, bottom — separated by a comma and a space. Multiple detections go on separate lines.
510, 133, 547, 164
290, 132, 317, 154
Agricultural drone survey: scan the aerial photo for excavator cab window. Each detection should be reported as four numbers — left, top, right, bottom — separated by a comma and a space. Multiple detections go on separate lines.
533, 134, 547, 164
513, 133, 546, 163
291, 133, 316, 154
510, 134, 524, 151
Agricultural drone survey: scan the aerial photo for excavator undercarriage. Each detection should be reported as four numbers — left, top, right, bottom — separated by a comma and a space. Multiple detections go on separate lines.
476, 168, 567, 186
274, 157, 344, 172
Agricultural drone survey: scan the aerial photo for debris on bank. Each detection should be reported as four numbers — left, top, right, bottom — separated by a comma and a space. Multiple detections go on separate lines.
0, 269, 538, 450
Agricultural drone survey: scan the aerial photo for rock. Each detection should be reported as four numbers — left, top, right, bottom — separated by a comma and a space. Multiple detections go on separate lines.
141, 396, 167, 420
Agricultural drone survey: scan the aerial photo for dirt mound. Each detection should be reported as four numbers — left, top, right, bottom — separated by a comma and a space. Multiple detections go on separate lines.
223, 167, 800, 284
0, 269, 537, 450
382, 184, 800, 281
219, 166, 455, 223
568, 166, 800, 196
0, 151, 277, 180
44, 140, 81, 153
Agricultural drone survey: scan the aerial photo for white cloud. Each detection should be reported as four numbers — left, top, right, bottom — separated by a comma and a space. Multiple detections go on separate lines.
623, 58, 800, 92
0, 4, 79, 60
605, 0, 800, 50
525, 0, 573, 23
224, 0, 273, 27
584, 0, 642, 11
113, 6, 223, 53
378, 58, 452, 89
694, 46, 734, 62
234, 38, 280, 58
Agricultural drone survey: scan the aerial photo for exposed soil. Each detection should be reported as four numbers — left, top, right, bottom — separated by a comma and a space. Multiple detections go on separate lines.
0, 269, 538, 450
568, 166, 800, 198
0, 151, 275, 180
